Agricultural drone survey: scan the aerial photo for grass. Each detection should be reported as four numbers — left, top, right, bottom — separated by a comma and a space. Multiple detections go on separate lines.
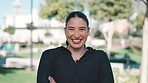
6, 51, 42, 59
96, 45, 141, 64
113, 71, 139, 83
112, 46, 141, 64
0, 44, 42, 83
6, 43, 47, 58
1, 44, 141, 83
20, 43, 47, 50
18, 44, 140, 64
0, 68, 37, 83
0, 68, 140, 83
18, 51, 42, 58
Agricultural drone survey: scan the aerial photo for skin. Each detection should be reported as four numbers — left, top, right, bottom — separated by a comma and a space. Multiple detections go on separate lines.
65, 16, 90, 60
48, 16, 89, 83
48, 76, 56, 83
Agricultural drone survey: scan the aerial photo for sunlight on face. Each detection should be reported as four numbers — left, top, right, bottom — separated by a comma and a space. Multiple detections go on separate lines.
65, 17, 89, 49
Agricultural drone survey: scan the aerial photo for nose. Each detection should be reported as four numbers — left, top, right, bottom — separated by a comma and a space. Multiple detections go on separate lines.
74, 30, 80, 38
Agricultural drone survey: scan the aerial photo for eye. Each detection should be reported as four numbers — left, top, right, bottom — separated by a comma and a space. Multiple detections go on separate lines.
67, 26, 74, 30
80, 28, 86, 30
68, 28, 74, 30
80, 27, 86, 31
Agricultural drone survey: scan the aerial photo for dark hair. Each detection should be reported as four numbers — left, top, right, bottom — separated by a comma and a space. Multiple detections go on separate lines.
65, 11, 89, 27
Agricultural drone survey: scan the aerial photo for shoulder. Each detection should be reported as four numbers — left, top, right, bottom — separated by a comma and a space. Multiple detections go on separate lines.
43, 47, 59, 53
86, 47, 107, 56
92, 49, 108, 59
90, 49, 111, 65
86, 47, 108, 58
91, 48, 107, 56
41, 46, 62, 58
95, 50, 106, 54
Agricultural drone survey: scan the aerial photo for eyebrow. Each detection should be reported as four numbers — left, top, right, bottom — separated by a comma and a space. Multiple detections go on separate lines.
67, 26, 74, 28
67, 25, 87, 28
80, 26, 87, 28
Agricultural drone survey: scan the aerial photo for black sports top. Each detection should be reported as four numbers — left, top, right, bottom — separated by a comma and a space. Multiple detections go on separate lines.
37, 46, 114, 83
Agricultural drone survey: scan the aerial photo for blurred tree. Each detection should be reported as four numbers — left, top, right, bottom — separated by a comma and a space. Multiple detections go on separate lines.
39, 0, 133, 21
4, 26, 15, 35
26, 22, 36, 30
26, 22, 36, 70
130, 12, 145, 37
45, 31, 52, 37
140, 0, 148, 83
88, 0, 133, 20
88, 0, 133, 57
39, 0, 83, 22
39, 0, 134, 57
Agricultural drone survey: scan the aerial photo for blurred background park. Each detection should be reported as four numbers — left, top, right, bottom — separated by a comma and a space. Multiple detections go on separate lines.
0, 0, 148, 83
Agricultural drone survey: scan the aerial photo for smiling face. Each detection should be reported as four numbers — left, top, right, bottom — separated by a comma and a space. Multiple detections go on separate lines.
65, 17, 89, 49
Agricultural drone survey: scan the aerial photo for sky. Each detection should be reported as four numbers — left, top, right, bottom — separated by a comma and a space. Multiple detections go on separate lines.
0, 0, 43, 27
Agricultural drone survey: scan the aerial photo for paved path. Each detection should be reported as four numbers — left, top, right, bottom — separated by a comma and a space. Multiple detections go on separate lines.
3, 47, 53, 69
4, 57, 40, 69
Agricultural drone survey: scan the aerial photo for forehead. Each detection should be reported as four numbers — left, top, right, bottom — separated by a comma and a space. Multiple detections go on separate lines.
67, 17, 87, 26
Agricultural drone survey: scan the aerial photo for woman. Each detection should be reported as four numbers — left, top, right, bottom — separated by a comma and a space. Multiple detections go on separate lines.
37, 11, 114, 83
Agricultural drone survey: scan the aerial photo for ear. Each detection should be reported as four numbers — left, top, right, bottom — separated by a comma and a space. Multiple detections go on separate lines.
64, 28, 67, 35
87, 27, 90, 36
88, 27, 90, 32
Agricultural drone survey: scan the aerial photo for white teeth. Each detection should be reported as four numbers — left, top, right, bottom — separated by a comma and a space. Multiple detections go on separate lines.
73, 40, 80, 42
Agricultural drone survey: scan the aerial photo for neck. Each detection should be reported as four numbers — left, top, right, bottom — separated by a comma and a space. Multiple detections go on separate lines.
67, 45, 87, 61
67, 45, 86, 53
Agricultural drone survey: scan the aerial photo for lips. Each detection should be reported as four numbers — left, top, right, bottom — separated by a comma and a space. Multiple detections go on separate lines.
72, 39, 81, 44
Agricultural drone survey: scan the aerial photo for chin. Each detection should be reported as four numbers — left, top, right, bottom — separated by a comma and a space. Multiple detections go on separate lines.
72, 46, 82, 49
70, 44, 84, 49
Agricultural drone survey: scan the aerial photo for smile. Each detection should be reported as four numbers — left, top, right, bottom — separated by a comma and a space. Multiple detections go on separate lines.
72, 39, 82, 44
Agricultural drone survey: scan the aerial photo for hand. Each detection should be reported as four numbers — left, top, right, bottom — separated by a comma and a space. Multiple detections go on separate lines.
48, 76, 56, 83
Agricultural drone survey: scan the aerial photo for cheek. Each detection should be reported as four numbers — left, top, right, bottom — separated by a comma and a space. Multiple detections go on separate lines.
81, 31, 89, 37
65, 31, 73, 38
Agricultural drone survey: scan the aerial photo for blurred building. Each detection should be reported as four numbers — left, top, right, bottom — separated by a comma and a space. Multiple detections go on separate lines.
3, 0, 65, 44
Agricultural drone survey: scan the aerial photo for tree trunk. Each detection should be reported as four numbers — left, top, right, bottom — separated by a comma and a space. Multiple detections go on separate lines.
140, 1, 148, 82
106, 29, 113, 58
140, 17, 148, 83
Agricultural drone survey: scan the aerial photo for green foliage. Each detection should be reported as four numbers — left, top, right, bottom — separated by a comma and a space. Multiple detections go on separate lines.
40, 0, 134, 22
4, 26, 15, 34
45, 31, 52, 37
39, 0, 83, 22
94, 31, 104, 39
114, 71, 139, 83
26, 23, 36, 30
111, 45, 141, 64
136, 13, 145, 29
130, 12, 145, 37
89, 0, 134, 20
